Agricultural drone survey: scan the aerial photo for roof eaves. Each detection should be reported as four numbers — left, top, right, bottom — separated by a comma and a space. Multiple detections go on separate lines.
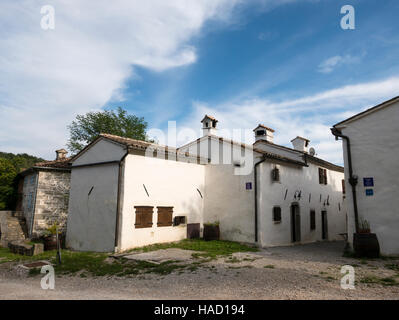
333, 95, 399, 128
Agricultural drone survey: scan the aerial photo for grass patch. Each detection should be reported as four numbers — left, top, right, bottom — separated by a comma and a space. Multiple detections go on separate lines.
385, 263, 399, 271
1, 239, 257, 277
264, 265, 275, 269
360, 275, 398, 286
127, 239, 258, 259
0, 247, 58, 264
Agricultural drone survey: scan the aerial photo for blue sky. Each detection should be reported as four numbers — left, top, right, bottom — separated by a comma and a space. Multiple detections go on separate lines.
1, 0, 399, 163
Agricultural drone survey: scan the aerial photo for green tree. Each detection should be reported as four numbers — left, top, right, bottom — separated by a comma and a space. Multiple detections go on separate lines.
0, 158, 17, 210
67, 107, 149, 153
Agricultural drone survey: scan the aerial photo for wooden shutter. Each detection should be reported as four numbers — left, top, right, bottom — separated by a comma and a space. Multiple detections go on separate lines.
318, 168, 323, 184
323, 169, 328, 185
134, 206, 153, 228
342, 179, 346, 194
157, 207, 173, 227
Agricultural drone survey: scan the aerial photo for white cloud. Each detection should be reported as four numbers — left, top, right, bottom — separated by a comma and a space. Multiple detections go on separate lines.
0, 0, 243, 159
317, 54, 360, 73
179, 77, 399, 165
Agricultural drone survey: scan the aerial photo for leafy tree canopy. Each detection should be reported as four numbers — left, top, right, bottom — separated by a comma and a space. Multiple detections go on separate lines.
67, 107, 149, 154
0, 152, 44, 210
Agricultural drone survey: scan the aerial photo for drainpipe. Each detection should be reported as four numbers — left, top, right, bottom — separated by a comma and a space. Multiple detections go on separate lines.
331, 127, 359, 233
114, 148, 130, 252
254, 156, 267, 243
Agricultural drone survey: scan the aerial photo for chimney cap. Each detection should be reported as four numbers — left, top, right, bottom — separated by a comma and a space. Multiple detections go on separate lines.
201, 115, 218, 123
290, 136, 310, 143
253, 124, 275, 132
55, 148, 68, 160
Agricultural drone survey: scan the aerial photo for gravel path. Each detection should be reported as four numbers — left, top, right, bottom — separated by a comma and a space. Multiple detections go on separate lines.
1, 241, 398, 300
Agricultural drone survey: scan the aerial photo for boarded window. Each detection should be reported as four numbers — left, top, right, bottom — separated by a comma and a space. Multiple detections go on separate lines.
342, 179, 346, 194
134, 206, 153, 228
271, 167, 280, 182
157, 206, 173, 227
319, 168, 328, 185
310, 210, 316, 230
273, 206, 281, 222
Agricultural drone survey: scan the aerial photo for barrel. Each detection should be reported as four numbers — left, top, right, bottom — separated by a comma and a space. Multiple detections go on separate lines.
353, 233, 380, 258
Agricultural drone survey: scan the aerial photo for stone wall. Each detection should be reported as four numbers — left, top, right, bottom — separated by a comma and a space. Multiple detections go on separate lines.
21, 173, 38, 234
32, 170, 70, 236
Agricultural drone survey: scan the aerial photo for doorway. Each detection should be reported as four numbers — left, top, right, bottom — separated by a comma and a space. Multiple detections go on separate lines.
291, 204, 301, 242
321, 210, 328, 240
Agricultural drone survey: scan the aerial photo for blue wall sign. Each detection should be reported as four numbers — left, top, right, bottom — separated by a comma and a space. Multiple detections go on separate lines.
246, 182, 252, 190
365, 189, 374, 196
363, 177, 374, 187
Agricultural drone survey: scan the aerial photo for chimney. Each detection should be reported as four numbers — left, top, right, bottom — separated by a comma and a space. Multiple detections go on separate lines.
291, 136, 310, 153
55, 148, 68, 160
253, 124, 274, 143
201, 115, 218, 136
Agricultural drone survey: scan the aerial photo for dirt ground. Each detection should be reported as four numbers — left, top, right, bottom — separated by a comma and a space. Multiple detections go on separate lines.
1, 241, 398, 300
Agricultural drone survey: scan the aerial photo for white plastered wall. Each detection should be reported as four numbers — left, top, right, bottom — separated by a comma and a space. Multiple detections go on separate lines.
258, 160, 346, 247
66, 138, 126, 252
119, 153, 205, 251
339, 101, 399, 255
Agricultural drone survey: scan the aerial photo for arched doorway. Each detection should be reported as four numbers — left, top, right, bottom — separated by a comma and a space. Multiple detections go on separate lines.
291, 203, 301, 242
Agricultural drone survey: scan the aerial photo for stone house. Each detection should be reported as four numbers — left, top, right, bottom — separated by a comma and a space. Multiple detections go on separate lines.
66, 115, 346, 252
332, 96, 399, 255
16, 149, 71, 237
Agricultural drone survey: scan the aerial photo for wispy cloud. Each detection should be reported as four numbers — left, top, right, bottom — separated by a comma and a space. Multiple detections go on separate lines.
317, 54, 361, 74
179, 77, 399, 165
0, 0, 242, 158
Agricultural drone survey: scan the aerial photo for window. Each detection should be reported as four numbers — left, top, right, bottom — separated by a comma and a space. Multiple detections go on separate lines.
134, 206, 153, 228
173, 216, 186, 226
271, 167, 280, 182
157, 206, 173, 227
310, 210, 316, 230
256, 129, 266, 136
342, 179, 346, 194
273, 206, 281, 222
318, 168, 328, 185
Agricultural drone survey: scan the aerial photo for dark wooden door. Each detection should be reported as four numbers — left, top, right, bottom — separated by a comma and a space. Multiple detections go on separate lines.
321, 211, 328, 240
291, 204, 301, 242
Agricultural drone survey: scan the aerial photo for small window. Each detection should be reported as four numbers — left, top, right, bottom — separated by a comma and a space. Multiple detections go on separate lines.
134, 206, 153, 228
273, 206, 281, 222
271, 167, 280, 182
310, 210, 316, 230
157, 206, 173, 227
256, 129, 266, 136
342, 179, 346, 194
173, 216, 186, 226
318, 168, 328, 185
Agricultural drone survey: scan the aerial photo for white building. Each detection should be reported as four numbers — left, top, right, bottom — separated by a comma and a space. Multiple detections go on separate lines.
332, 96, 399, 255
66, 116, 346, 252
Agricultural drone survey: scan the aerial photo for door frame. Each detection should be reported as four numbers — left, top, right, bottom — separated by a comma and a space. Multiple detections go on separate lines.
290, 203, 301, 243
